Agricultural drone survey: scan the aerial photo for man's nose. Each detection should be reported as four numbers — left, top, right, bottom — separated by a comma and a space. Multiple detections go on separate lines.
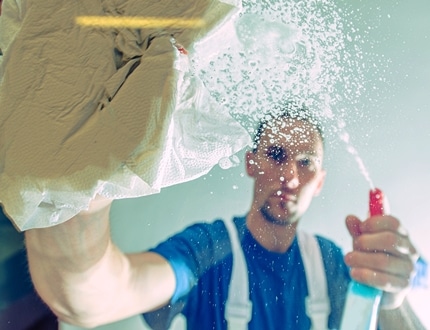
279, 162, 299, 189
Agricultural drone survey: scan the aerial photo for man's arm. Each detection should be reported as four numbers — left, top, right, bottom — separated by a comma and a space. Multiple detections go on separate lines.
25, 197, 176, 328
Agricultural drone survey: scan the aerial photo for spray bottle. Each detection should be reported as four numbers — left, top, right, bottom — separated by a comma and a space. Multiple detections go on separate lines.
339, 188, 387, 330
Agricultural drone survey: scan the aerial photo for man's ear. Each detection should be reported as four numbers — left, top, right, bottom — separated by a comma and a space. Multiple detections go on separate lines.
245, 151, 257, 177
313, 169, 326, 197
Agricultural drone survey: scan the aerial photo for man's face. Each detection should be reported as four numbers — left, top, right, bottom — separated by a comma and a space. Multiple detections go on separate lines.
246, 118, 326, 226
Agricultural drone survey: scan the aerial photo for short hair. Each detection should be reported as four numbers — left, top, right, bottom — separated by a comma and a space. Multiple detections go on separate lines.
252, 101, 325, 153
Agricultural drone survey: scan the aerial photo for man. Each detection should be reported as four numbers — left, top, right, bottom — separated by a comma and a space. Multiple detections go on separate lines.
25, 106, 421, 329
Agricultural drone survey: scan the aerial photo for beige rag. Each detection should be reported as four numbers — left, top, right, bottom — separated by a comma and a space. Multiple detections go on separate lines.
0, 0, 251, 231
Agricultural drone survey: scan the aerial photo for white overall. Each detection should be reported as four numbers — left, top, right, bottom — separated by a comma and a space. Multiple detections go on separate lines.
223, 220, 331, 330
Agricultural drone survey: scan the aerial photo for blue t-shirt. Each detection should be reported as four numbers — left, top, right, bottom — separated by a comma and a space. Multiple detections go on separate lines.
0, 207, 35, 310
144, 216, 350, 330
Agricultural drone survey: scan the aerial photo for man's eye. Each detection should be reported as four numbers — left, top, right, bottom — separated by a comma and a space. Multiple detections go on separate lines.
267, 146, 286, 163
298, 158, 311, 167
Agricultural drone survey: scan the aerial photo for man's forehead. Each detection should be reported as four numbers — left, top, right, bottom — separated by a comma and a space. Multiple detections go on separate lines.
259, 118, 322, 144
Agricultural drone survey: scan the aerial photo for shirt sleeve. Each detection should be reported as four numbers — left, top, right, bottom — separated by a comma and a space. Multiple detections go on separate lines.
143, 219, 232, 329
149, 219, 232, 303
412, 257, 428, 289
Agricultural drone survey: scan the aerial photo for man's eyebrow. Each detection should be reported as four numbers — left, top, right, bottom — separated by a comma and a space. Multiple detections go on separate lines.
264, 144, 286, 151
304, 150, 318, 154
296, 151, 320, 157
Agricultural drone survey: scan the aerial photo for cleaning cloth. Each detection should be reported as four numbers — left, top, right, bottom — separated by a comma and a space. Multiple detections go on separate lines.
0, 0, 251, 231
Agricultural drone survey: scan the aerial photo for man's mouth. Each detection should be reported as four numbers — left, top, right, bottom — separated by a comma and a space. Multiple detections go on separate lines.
274, 190, 296, 202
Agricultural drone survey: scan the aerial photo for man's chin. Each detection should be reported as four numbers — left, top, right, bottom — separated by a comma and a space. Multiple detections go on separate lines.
260, 205, 295, 226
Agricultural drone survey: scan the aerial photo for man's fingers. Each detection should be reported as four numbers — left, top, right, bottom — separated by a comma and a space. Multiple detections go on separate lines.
360, 215, 408, 236
348, 267, 412, 293
345, 215, 362, 238
345, 215, 403, 240
352, 232, 417, 259
345, 251, 415, 279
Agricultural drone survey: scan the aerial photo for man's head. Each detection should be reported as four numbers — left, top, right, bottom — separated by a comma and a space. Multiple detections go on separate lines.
246, 103, 326, 226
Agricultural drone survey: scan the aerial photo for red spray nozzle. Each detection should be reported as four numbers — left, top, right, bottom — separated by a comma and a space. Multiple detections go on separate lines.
369, 188, 386, 216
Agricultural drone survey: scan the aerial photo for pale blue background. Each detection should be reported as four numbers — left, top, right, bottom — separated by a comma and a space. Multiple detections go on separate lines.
62, 0, 429, 329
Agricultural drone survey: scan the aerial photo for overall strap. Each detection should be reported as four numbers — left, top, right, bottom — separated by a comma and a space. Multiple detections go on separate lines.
297, 231, 331, 330
223, 219, 252, 330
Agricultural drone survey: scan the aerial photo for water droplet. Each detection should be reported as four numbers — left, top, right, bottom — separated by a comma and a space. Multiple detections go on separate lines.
218, 155, 241, 170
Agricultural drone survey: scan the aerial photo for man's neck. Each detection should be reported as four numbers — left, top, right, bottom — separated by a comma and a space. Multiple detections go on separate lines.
246, 210, 298, 253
